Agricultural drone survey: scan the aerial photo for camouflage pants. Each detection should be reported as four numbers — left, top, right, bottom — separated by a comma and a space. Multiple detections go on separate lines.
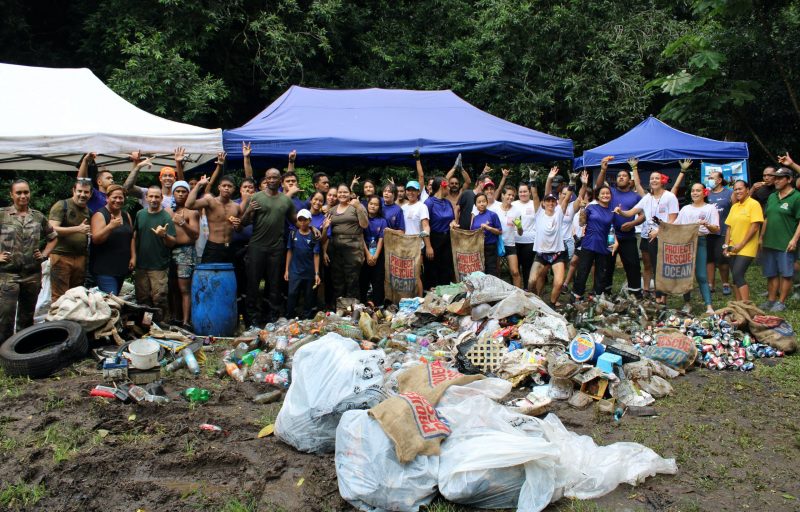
0, 272, 42, 343
135, 269, 169, 321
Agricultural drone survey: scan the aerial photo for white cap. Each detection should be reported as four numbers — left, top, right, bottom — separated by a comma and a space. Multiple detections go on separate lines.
297, 209, 312, 219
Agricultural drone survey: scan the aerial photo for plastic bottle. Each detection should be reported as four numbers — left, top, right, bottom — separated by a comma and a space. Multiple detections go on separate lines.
368, 237, 377, 256
272, 336, 288, 370
165, 356, 187, 372
184, 349, 200, 375
263, 369, 291, 388
233, 342, 249, 361
240, 349, 261, 367
607, 226, 615, 247
225, 361, 245, 382
253, 389, 283, 404
181, 387, 211, 403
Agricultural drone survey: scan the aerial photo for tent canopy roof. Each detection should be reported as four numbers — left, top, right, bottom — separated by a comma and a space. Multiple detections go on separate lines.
579, 116, 748, 168
0, 63, 222, 171
223, 86, 573, 167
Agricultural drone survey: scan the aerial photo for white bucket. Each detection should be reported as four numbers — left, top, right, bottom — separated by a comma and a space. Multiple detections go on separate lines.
128, 339, 160, 370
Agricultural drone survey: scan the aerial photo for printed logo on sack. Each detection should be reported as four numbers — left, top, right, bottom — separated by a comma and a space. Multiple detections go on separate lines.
455, 251, 482, 280
754, 315, 796, 335
661, 242, 694, 279
400, 392, 451, 439
427, 360, 462, 387
389, 254, 416, 293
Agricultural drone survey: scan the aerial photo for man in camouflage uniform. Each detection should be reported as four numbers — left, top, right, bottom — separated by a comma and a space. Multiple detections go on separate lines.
0, 180, 58, 341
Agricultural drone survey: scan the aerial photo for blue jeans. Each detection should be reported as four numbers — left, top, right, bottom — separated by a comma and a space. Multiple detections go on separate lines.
683, 236, 711, 306
95, 275, 124, 295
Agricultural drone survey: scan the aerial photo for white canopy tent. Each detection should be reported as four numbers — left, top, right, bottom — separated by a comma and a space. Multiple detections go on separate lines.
0, 63, 223, 171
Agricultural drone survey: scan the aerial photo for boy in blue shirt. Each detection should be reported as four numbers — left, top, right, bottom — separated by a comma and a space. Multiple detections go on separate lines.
284, 209, 321, 318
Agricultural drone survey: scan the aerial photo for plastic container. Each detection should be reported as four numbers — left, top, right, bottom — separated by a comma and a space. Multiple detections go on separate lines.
128, 338, 160, 370
569, 333, 605, 364
191, 263, 237, 336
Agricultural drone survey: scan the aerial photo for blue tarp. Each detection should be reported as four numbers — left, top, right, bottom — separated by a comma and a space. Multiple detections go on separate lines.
579, 116, 748, 168
223, 86, 573, 167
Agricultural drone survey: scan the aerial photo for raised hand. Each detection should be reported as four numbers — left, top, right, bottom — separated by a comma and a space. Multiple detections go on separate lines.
288, 149, 297, 162
174, 147, 186, 163
778, 152, 794, 166
627, 157, 638, 169
413, 148, 421, 160
349, 198, 361, 208
580, 170, 589, 185
215, 151, 226, 165
136, 156, 154, 170
601, 156, 615, 170
197, 174, 209, 186
85, 152, 97, 162
151, 224, 168, 238
501, 168, 510, 177
483, 163, 493, 174
242, 141, 252, 157
679, 159, 693, 171
548, 166, 559, 180
129, 150, 142, 163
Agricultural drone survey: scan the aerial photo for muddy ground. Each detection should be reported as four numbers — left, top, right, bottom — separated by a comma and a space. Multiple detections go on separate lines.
0, 344, 797, 512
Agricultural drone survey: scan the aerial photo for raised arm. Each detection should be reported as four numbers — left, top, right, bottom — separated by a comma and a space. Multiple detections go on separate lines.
531, 183, 541, 211
242, 142, 253, 179
287, 149, 296, 174
778, 152, 800, 175
559, 184, 571, 214
671, 159, 692, 195
174, 147, 186, 181
595, 156, 614, 189
122, 151, 152, 198
414, 149, 424, 187
77, 152, 96, 179
186, 176, 213, 210
628, 157, 646, 196
495, 168, 509, 200
205, 152, 225, 196
544, 166, 558, 196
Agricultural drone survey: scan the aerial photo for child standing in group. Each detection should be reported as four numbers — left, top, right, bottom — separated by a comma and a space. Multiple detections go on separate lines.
360, 196, 388, 305
471, 192, 503, 276
284, 209, 321, 319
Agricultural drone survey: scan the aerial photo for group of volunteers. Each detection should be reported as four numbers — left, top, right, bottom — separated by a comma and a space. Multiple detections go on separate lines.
2, 144, 799, 341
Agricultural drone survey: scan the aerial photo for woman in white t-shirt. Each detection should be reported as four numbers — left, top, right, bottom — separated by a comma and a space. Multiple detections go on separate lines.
530, 167, 573, 307
513, 182, 539, 288
496, 185, 524, 288
615, 166, 680, 304
400, 180, 431, 296
675, 182, 720, 315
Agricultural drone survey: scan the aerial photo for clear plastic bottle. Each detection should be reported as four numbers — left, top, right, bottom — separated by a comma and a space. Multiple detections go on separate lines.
184, 349, 200, 375
607, 226, 615, 247
225, 361, 245, 382
272, 336, 288, 370
263, 369, 291, 388
368, 237, 377, 256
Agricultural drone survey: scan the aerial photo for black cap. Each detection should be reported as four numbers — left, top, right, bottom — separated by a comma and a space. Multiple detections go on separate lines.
774, 167, 793, 178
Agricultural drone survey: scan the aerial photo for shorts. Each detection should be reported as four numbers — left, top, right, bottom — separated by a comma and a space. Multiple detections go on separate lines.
563, 237, 575, 259
172, 245, 196, 279
761, 247, 796, 278
535, 251, 568, 266
706, 234, 729, 265
504, 245, 517, 256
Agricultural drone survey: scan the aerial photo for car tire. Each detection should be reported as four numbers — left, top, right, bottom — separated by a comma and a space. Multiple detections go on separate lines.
0, 321, 88, 378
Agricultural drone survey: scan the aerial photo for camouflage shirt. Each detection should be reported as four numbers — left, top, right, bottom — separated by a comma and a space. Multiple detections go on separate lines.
0, 207, 57, 274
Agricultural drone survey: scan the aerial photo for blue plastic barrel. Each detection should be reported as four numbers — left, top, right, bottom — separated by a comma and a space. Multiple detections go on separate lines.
191, 263, 237, 336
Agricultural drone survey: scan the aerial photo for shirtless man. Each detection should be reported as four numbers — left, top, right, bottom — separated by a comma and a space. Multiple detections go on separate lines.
185, 153, 240, 264
166, 180, 200, 328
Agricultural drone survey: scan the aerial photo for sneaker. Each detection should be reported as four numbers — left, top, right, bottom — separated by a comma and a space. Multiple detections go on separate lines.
770, 302, 787, 312
681, 303, 692, 314
759, 300, 775, 311
722, 283, 731, 295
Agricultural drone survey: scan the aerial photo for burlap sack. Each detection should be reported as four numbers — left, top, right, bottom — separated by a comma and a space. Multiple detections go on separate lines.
655, 222, 699, 295
384, 228, 423, 304
641, 328, 698, 372
450, 227, 485, 282
725, 301, 797, 353
369, 361, 483, 463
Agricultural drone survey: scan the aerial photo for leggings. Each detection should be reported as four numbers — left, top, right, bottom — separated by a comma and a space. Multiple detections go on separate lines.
730, 255, 754, 287
484, 244, 498, 277
683, 236, 711, 306
517, 242, 535, 287
423, 231, 454, 289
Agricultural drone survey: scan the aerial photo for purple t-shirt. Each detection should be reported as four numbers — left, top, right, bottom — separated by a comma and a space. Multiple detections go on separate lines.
382, 203, 406, 231
87, 188, 108, 214
471, 210, 502, 245
582, 203, 615, 255
424, 196, 455, 233
610, 187, 641, 239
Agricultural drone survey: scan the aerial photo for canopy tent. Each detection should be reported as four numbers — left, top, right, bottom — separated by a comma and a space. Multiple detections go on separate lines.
223, 86, 573, 168
0, 63, 223, 171
578, 116, 748, 168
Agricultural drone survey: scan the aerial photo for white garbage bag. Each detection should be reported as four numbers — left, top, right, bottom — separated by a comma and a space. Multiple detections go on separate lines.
436, 387, 677, 511
335, 410, 438, 512
275, 333, 386, 453
33, 259, 51, 324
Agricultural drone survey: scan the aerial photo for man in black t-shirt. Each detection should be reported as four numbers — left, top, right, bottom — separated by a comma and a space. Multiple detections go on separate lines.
751, 166, 777, 208
455, 174, 487, 230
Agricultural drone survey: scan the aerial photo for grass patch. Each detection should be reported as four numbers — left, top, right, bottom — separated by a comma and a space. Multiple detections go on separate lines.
552, 498, 620, 511
757, 353, 800, 390
37, 424, 88, 463
0, 481, 46, 509
43, 390, 66, 411
0, 425, 20, 453
423, 498, 461, 512
218, 494, 259, 512
0, 368, 30, 400
254, 403, 281, 429
117, 429, 151, 445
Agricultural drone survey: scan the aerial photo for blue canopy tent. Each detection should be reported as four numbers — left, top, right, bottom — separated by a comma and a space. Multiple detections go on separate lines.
577, 116, 749, 188
580, 116, 748, 168
223, 86, 573, 168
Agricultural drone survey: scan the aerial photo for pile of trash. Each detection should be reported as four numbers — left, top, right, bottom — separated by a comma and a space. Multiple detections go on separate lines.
16, 273, 798, 511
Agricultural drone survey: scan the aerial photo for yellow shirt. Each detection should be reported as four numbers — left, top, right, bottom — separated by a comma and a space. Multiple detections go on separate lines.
725, 197, 764, 257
